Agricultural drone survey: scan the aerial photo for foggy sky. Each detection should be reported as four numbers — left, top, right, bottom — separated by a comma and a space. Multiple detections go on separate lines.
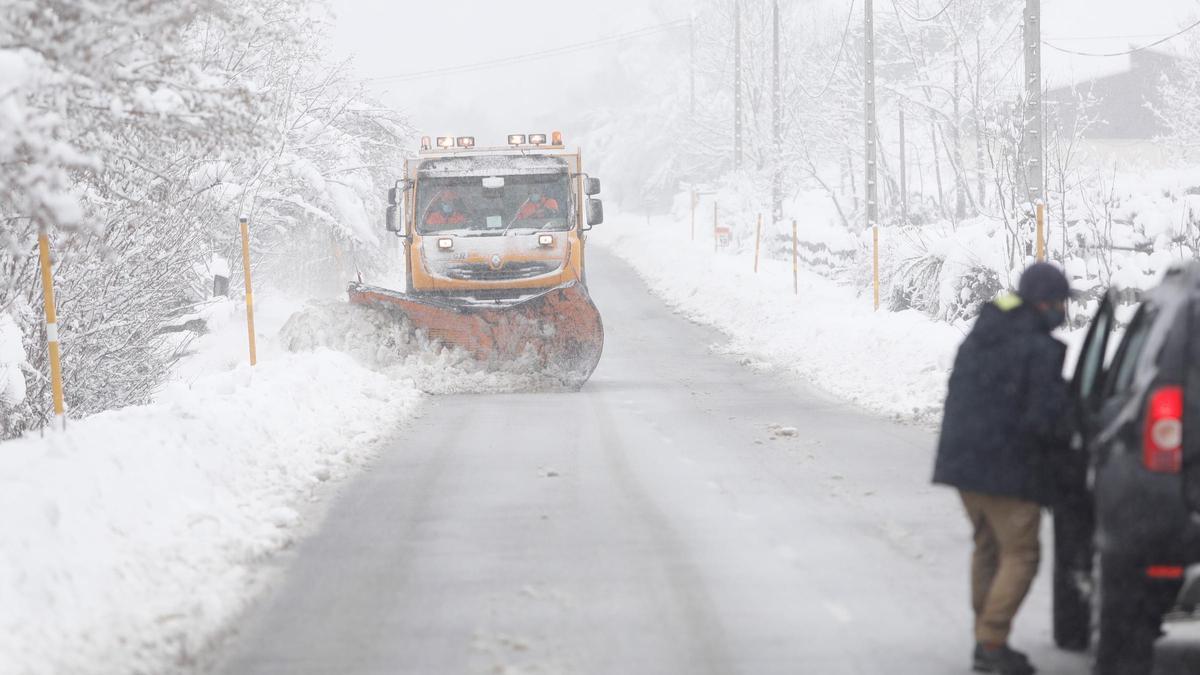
328, 0, 1198, 144
327, 0, 683, 143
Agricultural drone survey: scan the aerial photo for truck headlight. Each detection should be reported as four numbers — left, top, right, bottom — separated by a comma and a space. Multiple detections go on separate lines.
538, 234, 554, 247
438, 238, 453, 250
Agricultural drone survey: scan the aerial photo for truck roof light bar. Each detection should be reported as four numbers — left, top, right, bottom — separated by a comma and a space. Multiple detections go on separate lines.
436, 136, 455, 149
529, 133, 547, 146
508, 134, 527, 146
456, 136, 475, 148
420, 136, 432, 151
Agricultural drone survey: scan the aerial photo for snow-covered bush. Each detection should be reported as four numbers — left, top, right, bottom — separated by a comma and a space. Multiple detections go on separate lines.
0, 314, 27, 436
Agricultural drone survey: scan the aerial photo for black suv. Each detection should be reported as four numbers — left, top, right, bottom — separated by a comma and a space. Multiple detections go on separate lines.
1053, 262, 1200, 674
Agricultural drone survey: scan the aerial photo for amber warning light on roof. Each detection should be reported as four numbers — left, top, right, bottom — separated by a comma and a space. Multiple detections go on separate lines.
420, 132, 564, 152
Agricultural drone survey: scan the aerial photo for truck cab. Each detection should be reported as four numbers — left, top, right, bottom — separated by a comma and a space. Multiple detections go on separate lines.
386, 133, 603, 299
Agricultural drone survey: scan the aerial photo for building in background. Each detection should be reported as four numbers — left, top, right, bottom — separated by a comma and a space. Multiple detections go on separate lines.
1046, 49, 1178, 164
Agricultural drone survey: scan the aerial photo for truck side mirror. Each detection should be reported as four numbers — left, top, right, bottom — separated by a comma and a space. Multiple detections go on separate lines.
385, 182, 409, 235
585, 198, 604, 227
385, 205, 401, 233
585, 177, 601, 196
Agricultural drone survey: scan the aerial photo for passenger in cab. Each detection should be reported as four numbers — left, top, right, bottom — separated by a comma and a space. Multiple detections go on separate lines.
425, 192, 466, 226
516, 190, 559, 220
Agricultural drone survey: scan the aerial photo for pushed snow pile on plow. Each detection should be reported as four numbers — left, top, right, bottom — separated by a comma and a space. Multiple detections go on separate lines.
280, 286, 602, 392
342, 280, 604, 390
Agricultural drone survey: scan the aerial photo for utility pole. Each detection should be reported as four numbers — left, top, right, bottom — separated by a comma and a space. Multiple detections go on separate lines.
899, 106, 907, 225
689, 16, 696, 117
771, 0, 782, 225
1022, 0, 1044, 252
953, 62, 965, 221
734, 0, 743, 172
865, 0, 879, 309
864, 0, 878, 233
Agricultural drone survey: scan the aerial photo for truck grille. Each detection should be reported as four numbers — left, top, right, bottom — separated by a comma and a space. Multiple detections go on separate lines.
443, 262, 559, 281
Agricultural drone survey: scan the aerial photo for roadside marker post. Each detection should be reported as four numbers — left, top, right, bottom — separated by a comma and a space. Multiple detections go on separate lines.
690, 190, 697, 241
713, 201, 719, 254
37, 232, 66, 430
792, 220, 798, 295
1035, 202, 1046, 262
753, 213, 762, 273
872, 226, 880, 311
239, 217, 257, 366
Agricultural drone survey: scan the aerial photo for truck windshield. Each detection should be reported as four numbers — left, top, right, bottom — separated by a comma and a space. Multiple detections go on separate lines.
416, 174, 571, 235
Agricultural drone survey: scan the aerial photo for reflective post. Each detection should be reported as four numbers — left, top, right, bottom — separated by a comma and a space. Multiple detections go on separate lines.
240, 217, 257, 366
690, 189, 697, 241
713, 201, 719, 254
37, 232, 65, 429
792, 220, 798, 295
873, 226, 880, 311
754, 213, 762, 273
1036, 202, 1046, 261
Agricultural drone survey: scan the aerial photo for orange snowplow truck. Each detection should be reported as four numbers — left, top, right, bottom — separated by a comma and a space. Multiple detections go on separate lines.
348, 132, 605, 388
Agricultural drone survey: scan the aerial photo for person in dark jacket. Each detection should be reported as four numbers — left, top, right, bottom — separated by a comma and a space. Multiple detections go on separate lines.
933, 262, 1073, 675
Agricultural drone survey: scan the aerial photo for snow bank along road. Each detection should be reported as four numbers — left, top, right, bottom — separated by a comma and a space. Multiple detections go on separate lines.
213, 248, 1200, 675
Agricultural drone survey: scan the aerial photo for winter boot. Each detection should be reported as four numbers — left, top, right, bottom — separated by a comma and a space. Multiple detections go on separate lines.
972, 643, 1035, 675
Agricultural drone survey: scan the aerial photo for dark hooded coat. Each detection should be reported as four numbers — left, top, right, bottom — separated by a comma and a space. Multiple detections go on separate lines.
933, 296, 1070, 505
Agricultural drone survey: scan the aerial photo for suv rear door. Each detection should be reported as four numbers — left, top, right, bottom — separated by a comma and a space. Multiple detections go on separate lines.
1184, 292, 1200, 512
1072, 290, 1118, 455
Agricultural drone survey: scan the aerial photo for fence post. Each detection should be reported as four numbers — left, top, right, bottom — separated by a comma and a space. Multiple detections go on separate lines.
240, 217, 257, 366
873, 225, 880, 311
792, 219, 798, 295
37, 232, 66, 430
754, 213, 762, 273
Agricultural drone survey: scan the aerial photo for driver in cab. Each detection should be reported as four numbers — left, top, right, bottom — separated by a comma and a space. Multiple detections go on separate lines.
516, 190, 559, 221
425, 192, 466, 226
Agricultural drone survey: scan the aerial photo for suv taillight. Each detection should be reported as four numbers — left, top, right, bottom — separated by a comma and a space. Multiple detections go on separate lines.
1144, 385, 1184, 473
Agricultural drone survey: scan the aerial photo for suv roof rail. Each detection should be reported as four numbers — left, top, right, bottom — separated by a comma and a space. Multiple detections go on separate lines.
1161, 260, 1200, 289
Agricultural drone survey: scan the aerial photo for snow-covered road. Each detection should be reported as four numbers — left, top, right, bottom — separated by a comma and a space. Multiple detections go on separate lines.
212, 249, 1200, 675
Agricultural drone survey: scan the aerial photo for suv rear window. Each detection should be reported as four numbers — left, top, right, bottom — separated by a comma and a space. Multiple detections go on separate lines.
1105, 304, 1156, 396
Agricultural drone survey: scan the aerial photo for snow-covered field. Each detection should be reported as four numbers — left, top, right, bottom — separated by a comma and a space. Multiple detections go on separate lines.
593, 211, 967, 424
0, 296, 422, 674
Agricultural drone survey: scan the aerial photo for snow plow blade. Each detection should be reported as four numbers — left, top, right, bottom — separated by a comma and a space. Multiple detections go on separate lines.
347, 280, 604, 388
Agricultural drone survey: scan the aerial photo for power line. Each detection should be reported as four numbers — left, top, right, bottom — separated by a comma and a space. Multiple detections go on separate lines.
798, 0, 856, 99
892, 0, 955, 23
366, 19, 688, 83
1043, 18, 1200, 57
1043, 32, 1176, 41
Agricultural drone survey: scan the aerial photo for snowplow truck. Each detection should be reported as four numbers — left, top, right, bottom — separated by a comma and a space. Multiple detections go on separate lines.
348, 132, 605, 388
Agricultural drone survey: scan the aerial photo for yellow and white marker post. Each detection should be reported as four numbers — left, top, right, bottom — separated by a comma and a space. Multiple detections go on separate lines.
239, 217, 257, 366
37, 232, 66, 430
690, 190, 697, 242
712, 201, 719, 254
792, 220, 799, 295
1035, 202, 1046, 262
872, 226, 881, 311
753, 213, 762, 274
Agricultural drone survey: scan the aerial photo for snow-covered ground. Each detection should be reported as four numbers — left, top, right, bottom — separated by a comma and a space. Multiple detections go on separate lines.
0, 280, 605, 674
592, 210, 967, 424
0, 295, 422, 674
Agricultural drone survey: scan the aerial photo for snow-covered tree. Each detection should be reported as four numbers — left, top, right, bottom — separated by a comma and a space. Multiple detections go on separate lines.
0, 0, 412, 436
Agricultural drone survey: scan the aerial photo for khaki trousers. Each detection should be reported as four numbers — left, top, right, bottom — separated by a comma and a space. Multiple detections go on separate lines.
959, 490, 1042, 645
